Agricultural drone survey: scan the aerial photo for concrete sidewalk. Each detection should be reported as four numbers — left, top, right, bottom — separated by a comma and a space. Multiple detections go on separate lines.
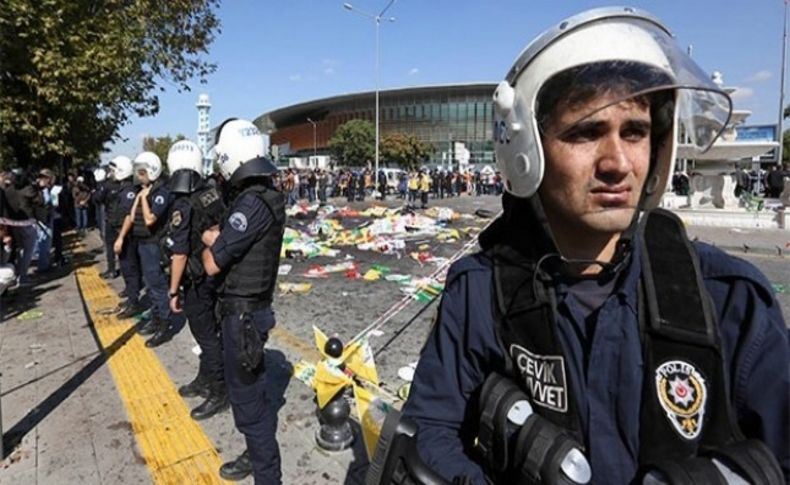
0, 237, 150, 484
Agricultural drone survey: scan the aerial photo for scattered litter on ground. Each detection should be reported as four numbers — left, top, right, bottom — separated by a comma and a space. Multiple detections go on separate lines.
397, 383, 411, 401
192, 345, 202, 356
29, 343, 46, 352
368, 329, 384, 337
384, 274, 412, 284
24, 360, 38, 369
279, 283, 313, 295
278, 264, 292, 276
363, 269, 382, 281
397, 362, 418, 382
772, 283, 786, 294
17, 309, 44, 320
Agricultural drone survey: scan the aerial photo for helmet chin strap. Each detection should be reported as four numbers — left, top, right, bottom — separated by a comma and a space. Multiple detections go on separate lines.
526, 184, 648, 279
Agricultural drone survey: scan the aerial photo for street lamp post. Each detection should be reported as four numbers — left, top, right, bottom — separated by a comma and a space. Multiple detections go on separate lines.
343, 0, 397, 190
777, 0, 788, 167
306, 117, 317, 162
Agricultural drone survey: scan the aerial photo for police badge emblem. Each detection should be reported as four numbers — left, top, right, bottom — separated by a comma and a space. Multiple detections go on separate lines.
229, 212, 248, 232
171, 210, 182, 227
655, 360, 707, 440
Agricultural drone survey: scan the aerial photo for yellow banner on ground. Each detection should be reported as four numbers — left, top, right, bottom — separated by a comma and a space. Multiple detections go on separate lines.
344, 337, 380, 385
354, 385, 394, 459
314, 361, 352, 408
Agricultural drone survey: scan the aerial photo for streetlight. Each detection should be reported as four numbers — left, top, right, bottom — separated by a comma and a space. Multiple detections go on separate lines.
343, 0, 397, 189
776, 0, 788, 167
306, 117, 317, 161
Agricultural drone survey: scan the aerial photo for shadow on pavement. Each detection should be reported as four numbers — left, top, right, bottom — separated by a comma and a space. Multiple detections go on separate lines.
1, 323, 137, 458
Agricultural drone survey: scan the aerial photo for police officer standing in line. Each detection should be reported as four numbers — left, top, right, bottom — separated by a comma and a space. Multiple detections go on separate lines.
399, 8, 787, 484
110, 156, 145, 316
163, 139, 229, 421
200, 119, 285, 483
94, 166, 119, 279
128, 151, 183, 347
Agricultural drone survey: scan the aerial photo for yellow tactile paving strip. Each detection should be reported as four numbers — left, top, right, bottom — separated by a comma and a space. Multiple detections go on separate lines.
74, 259, 229, 484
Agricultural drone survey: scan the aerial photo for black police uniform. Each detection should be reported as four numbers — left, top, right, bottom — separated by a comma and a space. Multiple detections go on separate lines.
210, 185, 285, 484
94, 178, 118, 276
115, 180, 142, 302
132, 179, 184, 339
166, 186, 226, 406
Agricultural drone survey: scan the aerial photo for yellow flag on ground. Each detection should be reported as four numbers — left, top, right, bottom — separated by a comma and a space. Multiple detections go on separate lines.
314, 360, 352, 408
313, 326, 329, 358
343, 337, 380, 386
353, 384, 393, 459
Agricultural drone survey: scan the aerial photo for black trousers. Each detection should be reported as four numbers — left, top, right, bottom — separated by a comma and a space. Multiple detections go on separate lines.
222, 307, 281, 484
182, 277, 224, 386
104, 224, 118, 273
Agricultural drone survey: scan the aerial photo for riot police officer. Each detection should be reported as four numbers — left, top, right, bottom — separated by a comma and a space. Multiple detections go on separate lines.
128, 151, 183, 347
163, 139, 228, 420
93, 166, 118, 279
398, 7, 787, 485
201, 119, 285, 483
110, 156, 144, 315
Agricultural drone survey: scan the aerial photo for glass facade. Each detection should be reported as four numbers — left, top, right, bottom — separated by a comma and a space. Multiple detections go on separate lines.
255, 84, 498, 167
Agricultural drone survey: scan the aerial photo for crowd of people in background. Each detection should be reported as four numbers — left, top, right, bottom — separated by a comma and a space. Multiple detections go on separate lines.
670, 163, 790, 198
272, 166, 504, 209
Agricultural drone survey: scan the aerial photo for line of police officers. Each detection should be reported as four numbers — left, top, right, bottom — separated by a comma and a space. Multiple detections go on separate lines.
100, 119, 285, 483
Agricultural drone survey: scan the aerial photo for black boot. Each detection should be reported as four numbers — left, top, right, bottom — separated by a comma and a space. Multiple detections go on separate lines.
145, 323, 174, 348
178, 374, 209, 398
100, 269, 119, 280
190, 386, 229, 421
219, 450, 252, 481
136, 317, 158, 336
117, 300, 146, 319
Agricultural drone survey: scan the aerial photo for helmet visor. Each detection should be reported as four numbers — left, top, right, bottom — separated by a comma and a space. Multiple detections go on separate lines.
535, 20, 731, 154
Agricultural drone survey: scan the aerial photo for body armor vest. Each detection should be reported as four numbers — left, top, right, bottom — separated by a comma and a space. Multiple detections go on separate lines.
105, 179, 129, 228
187, 186, 225, 278
218, 185, 285, 303
480, 208, 783, 484
132, 179, 166, 242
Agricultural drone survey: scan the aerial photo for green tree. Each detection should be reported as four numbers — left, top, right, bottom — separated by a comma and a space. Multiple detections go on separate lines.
783, 129, 789, 165
381, 132, 432, 171
0, 0, 220, 170
142, 134, 186, 169
328, 119, 375, 167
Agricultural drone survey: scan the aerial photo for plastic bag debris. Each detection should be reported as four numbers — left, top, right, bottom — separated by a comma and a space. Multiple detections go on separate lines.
279, 282, 313, 295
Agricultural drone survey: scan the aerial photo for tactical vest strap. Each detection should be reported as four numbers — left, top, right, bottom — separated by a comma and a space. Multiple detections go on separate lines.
638, 209, 741, 463
490, 244, 583, 443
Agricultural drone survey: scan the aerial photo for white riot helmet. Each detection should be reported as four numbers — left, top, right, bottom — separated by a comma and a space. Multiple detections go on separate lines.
133, 151, 163, 182
167, 139, 204, 194
214, 118, 277, 185
167, 139, 203, 174
93, 167, 107, 183
109, 156, 133, 181
493, 6, 731, 209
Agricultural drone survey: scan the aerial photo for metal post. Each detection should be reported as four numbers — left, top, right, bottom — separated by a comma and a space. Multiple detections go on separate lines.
375, 16, 380, 188
343, 1, 397, 189
307, 117, 317, 159
777, 0, 788, 166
